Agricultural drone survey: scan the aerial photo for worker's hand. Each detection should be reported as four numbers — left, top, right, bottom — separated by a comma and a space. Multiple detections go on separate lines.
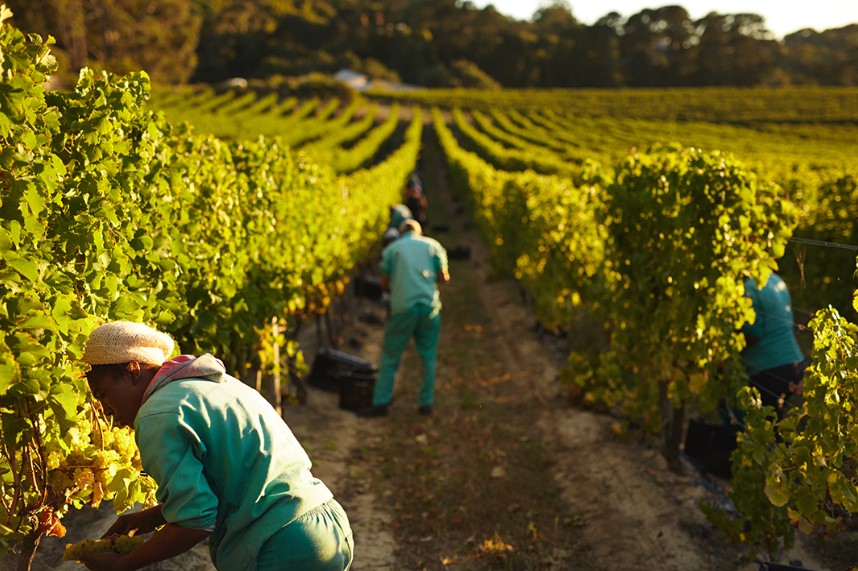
81, 552, 127, 571
103, 506, 164, 538
789, 380, 804, 396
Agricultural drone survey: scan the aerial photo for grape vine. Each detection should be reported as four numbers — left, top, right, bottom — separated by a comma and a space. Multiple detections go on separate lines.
0, 11, 420, 568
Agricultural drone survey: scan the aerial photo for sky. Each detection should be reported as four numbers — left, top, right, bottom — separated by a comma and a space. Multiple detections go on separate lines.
468, 1, 858, 39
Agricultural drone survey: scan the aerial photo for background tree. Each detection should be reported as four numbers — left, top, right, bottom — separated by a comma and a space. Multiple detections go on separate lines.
572, 13, 624, 87
530, 1, 579, 86
692, 12, 779, 85
617, 6, 697, 86
5, 0, 202, 85
5, 1, 858, 90
782, 25, 858, 85
194, 0, 298, 81
618, 9, 661, 86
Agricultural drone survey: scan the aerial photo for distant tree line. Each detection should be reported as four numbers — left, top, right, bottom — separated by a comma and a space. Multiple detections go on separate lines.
7, 0, 858, 88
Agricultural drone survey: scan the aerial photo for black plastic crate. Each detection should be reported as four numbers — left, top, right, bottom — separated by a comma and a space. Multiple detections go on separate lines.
338, 371, 376, 412
352, 275, 384, 302
448, 246, 471, 260
759, 563, 815, 571
683, 418, 740, 479
308, 348, 377, 392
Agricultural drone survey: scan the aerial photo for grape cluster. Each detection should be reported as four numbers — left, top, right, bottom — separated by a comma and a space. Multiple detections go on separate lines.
63, 535, 144, 561
44, 403, 156, 513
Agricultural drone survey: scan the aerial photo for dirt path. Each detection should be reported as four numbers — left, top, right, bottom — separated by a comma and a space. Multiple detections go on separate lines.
284, 312, 396, 571
465, 233, 730, 570
416, 137, 728, 570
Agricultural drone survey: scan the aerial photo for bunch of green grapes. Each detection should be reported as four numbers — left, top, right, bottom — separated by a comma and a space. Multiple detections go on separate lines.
63, 535, 144, 561
44, 403, 156, 512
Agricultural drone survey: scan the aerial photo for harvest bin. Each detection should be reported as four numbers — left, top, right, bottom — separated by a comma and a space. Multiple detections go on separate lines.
352, 275, 384, 302
308, 348, 377, 411
758, 563, 816, 571
337, 370, 376, 412
683, 418, 740, 479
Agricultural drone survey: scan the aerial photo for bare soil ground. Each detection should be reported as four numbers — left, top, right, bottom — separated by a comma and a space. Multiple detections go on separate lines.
5, 130, 852, 571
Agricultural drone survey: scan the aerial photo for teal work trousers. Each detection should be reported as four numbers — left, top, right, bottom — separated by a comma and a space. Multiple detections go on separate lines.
255, 499, 353, 570
373, 303, 441, 407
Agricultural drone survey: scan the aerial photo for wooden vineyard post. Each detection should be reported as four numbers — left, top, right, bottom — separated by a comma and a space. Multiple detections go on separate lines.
272, 316, 282, 415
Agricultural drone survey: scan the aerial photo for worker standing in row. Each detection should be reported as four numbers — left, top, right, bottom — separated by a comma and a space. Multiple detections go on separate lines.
359, 219, 450, 417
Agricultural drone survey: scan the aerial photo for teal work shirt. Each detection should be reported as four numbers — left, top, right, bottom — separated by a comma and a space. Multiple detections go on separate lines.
380, 231, 448, 315
740, 274, 804, 375
135, 376, 333, 571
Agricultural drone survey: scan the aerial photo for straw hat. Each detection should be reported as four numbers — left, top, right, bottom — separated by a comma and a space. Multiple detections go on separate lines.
82, 321, 174, 365
399, 219, 422, 235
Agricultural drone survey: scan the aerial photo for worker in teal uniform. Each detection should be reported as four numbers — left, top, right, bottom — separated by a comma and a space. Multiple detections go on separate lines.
359, 220, 450, 417
388, 204, 412, 232
404, 176, 428, 227
79, 321, 353, 571
741, 272, 806, 419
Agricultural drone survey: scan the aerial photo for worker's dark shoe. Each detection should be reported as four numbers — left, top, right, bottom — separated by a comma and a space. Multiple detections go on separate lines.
418, 405, 433, 416
357, 404, 389, 417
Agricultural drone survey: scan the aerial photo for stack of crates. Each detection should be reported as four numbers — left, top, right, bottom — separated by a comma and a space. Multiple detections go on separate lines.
308, 348, 377, 411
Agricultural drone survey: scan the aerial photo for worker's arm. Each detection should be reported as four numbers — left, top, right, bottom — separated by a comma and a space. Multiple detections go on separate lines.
82, 524, 210, 571
380, 275, 390, 292
102, 505, 165, 537
437, 269, 450, 285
